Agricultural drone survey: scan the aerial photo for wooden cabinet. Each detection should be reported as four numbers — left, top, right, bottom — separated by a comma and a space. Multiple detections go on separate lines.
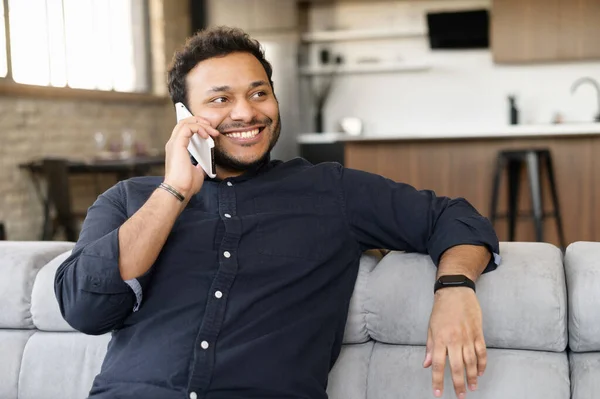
492, 0, 600, 63
558, 0, 600, 60
344, 134, 600, 247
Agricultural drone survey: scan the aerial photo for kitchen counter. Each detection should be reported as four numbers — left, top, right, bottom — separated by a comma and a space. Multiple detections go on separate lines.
298, 124, 600, 247
297, 123, 600, 144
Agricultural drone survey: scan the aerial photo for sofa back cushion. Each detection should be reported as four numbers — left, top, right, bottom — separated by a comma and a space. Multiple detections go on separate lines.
565, 241, 600, 352
31, 250, 77, 331
0, 242, 74, 329
344, 242, 567, 352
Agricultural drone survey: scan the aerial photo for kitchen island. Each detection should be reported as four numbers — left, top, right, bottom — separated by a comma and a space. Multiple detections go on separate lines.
298, 124, 600, 246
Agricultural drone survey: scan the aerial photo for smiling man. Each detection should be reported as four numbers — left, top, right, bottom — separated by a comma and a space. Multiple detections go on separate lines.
55, 27, 500, 399
186, 53, 280, 171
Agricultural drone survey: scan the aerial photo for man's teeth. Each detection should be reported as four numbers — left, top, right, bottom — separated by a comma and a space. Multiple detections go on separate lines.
226, 129, 260, 139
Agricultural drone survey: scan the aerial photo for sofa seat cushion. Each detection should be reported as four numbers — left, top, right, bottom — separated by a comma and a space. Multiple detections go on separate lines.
18, 331, 110, 399
570, 352, 600, 399
328, 344, 569, 399
327, 341, 374, 399
0, 330, 35, 399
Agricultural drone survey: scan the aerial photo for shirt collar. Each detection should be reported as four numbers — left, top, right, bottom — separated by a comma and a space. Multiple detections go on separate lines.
206, 154, 280, 184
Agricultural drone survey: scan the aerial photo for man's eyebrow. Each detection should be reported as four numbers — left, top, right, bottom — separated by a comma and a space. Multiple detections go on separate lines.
249, 80, 268, 89
206, 81, 268, 94
207, 85, 231, 93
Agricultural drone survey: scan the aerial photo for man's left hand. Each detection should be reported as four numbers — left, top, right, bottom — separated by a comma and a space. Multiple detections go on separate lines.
423, 287, 486, 399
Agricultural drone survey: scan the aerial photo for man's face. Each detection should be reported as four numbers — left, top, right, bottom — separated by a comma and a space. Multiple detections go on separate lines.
186, 52, 280, 172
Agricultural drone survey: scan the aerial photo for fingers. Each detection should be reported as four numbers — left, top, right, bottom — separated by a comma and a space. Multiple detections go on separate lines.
448, 344, 466, 399
423, 328, 433, 368
474, 336, 487, 377
187, 123, 217, 140
430, 338, 485, 398
431, 342, 447, 398
170, 116, 220, 141
463, 344, 478, 392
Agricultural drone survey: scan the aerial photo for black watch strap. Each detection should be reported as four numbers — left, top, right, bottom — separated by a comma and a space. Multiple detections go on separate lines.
434, 274, 476, 293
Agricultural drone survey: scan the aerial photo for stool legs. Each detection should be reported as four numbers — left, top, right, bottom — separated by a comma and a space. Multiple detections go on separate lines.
490, 156, 505, 225
525, 152, 544, 242
491, 150, 565, 246
507, 159, 522, 242
544, 154, 567, 249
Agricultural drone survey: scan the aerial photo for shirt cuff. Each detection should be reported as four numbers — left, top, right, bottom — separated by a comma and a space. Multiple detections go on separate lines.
483, 251, 502, 273
428, 215, 501, 273
492, 252, 502, 265
124, 279, 143, 312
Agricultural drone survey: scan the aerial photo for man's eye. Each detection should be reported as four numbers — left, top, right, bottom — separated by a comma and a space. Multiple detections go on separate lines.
211, 97, 227, 103
252, 91, 267, 98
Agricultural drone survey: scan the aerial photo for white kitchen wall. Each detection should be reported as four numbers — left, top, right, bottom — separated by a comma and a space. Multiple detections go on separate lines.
306, 0, 600, 135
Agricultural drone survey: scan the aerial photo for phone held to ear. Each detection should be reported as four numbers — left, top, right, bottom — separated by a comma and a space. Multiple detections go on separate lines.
174, 102, 217, 179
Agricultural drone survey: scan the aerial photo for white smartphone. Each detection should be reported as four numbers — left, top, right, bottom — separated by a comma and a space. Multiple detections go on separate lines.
175, 102, 216, 178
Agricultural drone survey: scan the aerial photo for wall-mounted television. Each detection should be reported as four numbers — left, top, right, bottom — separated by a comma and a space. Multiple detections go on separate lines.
426, 9, 489, 49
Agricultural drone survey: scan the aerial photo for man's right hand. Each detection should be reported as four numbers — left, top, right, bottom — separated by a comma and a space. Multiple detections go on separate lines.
163, 115, 220, 198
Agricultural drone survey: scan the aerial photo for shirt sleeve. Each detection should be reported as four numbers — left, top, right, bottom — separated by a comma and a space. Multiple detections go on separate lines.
54, 182, 152, 335
338, 166, 500, 272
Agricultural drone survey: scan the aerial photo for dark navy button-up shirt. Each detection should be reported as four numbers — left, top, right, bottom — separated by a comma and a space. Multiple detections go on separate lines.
55, 158, 499, 399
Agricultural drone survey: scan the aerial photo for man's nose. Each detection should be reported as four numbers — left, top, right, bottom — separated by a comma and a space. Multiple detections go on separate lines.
229, 99, 255, 122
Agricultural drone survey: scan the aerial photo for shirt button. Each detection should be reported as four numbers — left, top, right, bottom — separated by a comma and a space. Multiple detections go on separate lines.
224, 213, 231, 218
223, 251, 231, 258
227, 182, 233, 187
215, 290, 223, 299
189, 392, 197, 399
201, 341, 209, 349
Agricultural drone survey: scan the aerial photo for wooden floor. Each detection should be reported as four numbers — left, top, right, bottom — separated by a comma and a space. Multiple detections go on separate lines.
345, 135, 600, 247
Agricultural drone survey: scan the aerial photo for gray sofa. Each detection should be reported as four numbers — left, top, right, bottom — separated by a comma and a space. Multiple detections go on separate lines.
1, 240, 599, 399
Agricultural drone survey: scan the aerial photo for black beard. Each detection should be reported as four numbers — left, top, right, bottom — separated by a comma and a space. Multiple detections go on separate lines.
214, 113, 281, 172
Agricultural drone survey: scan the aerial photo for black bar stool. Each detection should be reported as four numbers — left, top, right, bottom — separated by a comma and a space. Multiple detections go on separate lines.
490, 148, 566, 249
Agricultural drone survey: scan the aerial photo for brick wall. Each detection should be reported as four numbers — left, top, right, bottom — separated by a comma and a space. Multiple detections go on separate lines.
0, 0, 191, 240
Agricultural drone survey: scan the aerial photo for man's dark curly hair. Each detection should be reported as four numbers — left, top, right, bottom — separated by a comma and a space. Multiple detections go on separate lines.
167, 26, 274, 106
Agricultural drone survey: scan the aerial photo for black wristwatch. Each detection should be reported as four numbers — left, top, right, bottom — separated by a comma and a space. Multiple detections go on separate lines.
434, 275, 476, 294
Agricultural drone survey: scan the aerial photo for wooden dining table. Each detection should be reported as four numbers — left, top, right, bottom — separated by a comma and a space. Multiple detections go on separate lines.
21, 154, 165, 180
20, 154, 165, 241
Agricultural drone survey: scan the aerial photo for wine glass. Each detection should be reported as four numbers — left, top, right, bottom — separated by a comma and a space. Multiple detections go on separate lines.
121, 129, 135, 158
93, 131, 106, 156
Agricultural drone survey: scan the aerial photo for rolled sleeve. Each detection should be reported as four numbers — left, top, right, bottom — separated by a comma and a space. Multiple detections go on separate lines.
428, 214, 501, 273
55, 182, 149, 335
338, 166, 500, 271
76, 228, 130, 293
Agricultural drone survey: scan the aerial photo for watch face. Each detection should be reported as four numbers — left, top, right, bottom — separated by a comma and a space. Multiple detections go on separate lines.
439, 275, 467, 285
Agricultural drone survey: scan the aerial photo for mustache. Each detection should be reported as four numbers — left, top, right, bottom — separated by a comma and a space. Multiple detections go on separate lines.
217, 117, 272, 133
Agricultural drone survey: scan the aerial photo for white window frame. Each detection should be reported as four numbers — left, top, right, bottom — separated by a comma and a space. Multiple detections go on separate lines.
0, 0, 152, 95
